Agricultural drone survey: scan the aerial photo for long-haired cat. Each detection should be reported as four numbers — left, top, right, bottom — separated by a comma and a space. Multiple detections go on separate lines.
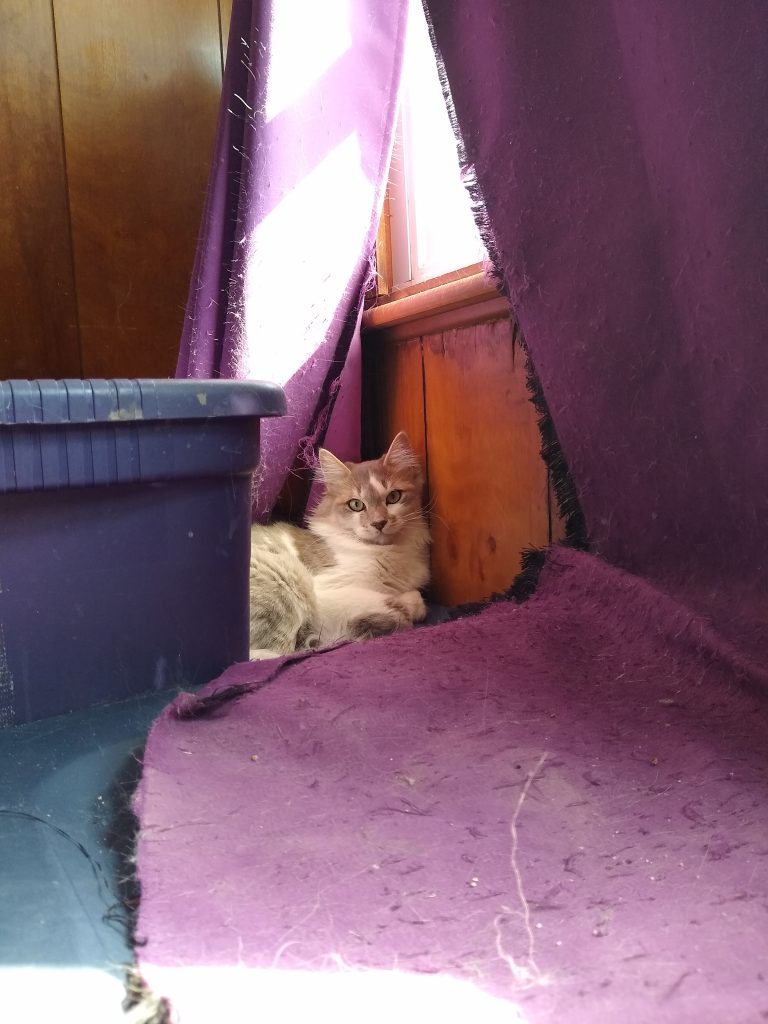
249, 432, 430, 658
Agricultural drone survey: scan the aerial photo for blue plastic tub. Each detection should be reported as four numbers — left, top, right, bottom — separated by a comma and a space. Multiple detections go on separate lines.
0, 378, 285, 725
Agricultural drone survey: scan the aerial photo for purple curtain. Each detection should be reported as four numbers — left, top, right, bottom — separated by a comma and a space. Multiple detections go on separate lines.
135, 8, 768, 1011
424, 0, 768, 660
177, 0, 408, 519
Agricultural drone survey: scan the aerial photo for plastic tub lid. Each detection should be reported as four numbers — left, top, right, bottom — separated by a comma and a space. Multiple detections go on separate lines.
0, 379, 286, 426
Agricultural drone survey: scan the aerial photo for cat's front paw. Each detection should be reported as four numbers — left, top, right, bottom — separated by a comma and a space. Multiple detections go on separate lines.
249, 647, 281, 660
388, 590, 427, 623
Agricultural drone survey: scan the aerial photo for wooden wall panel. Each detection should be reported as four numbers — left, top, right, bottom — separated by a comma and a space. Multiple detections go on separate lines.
0, 1, 81, 378
366, 338, 426, 465
423, 320, 550, 605
53, 0, 223, 377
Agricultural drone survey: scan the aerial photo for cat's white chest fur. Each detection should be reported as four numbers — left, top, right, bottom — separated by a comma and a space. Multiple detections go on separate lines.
308, 522, 430, 645
312, 528, 429, 594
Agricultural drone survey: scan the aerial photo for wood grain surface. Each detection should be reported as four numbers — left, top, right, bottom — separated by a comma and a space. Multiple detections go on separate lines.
423, 320, 550, 603
364, 313, 556, 604
53, 0, 223, 377
0, 1, 81, 378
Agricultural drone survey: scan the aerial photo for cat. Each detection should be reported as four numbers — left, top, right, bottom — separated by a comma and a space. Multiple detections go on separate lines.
249, 432, 430, 658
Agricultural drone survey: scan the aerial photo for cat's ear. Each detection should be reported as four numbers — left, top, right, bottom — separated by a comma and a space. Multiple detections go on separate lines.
383, 432, 422, 475
317, 448, 353, 488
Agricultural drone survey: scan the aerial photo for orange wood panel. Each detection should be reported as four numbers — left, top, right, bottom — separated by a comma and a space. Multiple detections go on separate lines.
0, 1, 81, 378
366, 337, 426, 465
53, 0, 223, 378
423, 319, 550, 605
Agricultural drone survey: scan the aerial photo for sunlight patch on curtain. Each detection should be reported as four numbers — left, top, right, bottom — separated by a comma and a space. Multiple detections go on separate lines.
265, 0, 352, 123
240, 132, 372, 384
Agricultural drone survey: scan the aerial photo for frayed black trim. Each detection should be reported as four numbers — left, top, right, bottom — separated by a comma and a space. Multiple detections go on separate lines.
99, 750, 172, 1021
508, 546, 550, 602
421, 0, 587, 554
513, 321, 588, 548
104, 752, 147, 944
446, 547, 548, 621
420, 2, 503, 286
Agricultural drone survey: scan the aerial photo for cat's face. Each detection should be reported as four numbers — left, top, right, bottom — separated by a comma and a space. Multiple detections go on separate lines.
313, 433, 425, 546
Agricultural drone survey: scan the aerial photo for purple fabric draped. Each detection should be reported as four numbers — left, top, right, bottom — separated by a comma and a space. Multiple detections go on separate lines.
132, 5, 768, 1021
177, 0, 408, 518
135, 548, 768, 1022
424, 0, 768, 660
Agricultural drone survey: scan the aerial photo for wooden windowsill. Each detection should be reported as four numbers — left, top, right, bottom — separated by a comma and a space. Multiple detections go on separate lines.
362, 264, 509, 341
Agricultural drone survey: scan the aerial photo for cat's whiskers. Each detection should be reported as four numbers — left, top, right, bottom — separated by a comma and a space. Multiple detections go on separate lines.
398, 508, 443, 530
427, 510, 449, 529
418, 498, 448, 529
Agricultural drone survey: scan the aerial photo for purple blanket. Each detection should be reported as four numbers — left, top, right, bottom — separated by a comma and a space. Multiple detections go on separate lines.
134, 548, 768, 1022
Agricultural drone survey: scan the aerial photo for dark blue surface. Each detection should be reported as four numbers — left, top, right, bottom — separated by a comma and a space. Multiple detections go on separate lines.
1, 476, 253, 725
0, 378, 285, 427
0, 688, 176, 972
0, 379, 285, 493
0, 377, 285, 725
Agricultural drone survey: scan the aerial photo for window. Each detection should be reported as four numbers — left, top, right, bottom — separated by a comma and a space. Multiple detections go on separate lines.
376, 0, 487, 299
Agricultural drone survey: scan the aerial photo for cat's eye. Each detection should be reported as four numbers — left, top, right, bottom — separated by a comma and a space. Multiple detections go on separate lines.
347, 498, 366, 512
385, 489, 402, 505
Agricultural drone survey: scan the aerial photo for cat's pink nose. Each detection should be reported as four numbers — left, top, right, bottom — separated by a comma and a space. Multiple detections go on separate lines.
372, 520, 387, 532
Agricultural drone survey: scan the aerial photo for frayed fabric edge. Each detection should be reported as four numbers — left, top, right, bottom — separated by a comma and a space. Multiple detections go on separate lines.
420, 0, 587, 612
